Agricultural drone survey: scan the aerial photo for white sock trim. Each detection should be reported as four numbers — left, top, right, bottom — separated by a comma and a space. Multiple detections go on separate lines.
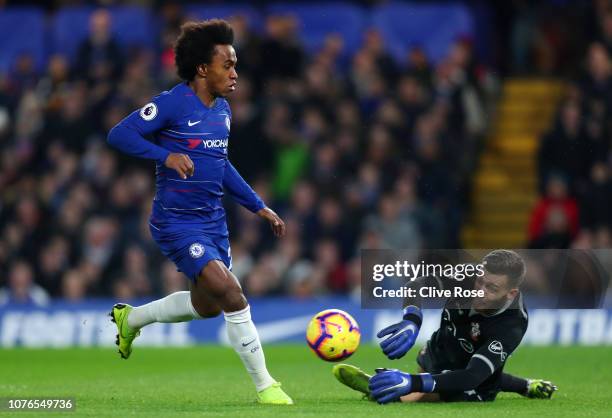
224, 305, 251, 323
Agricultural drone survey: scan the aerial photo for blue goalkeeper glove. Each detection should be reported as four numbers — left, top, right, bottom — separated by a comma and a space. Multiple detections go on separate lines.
369, 368, 435, 404
376, 306, 422, 359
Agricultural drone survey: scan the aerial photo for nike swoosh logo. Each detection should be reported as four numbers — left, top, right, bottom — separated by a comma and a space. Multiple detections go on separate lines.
380, 376, 410, 393
382, 323, 416, 344
241, 338, 256, 347
396, 323, 417, 336
187, 120, 201, 127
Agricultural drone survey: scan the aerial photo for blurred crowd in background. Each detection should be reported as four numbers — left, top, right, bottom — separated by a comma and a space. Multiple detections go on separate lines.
1, 0, 611, 305
529, 0, 612, 250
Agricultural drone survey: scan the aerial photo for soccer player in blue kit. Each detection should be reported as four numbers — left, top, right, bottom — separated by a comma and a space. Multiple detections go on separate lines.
106, 19, 293, 405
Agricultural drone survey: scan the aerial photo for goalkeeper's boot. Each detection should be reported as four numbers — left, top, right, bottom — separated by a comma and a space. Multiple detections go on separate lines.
333, 364, 373, 400
109, 303, 140, 359
525, 379, 558, 399
256, 382, 294, 405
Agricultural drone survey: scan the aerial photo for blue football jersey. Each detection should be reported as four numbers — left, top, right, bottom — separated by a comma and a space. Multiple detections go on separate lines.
108, 82, 264, 234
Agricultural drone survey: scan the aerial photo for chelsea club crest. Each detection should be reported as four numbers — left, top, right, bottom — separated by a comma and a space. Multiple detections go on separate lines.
189, 243, 205, 258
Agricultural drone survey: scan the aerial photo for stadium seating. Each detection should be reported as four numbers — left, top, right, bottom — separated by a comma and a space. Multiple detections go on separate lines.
0, 3, 476, 73
0, 7, 45, 72
51, 6, 156, 63
184, 4, 264, 33
50, 6, 94, 61
266, 2, 366, 56
371, 2, 473, 64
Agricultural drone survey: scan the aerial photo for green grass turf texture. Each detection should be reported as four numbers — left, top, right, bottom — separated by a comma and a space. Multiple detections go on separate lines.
0, 345, 609, 417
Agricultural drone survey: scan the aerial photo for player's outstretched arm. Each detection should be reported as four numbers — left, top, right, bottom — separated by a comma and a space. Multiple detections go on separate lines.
222, 160, 285, 237
370, 330, 524, 404
377, 305, 422, 360
222, 160, 265, 211
107, 99, 175, 164
107, 120, 170, 163
369, 368, 436, 404
376, 275, 448, 360
369, 357, 490, 404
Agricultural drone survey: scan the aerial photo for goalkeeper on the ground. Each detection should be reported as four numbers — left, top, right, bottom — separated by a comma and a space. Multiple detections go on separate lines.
334, 249, 557, 403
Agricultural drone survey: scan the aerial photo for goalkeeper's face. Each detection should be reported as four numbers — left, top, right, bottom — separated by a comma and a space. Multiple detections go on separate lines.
472, 272, 519, 312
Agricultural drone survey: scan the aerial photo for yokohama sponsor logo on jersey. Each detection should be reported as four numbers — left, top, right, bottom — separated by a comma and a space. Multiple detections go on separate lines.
187, 138, 229, 149
203, 138, 228, 148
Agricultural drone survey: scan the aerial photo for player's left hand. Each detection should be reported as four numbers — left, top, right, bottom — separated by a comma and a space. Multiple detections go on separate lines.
377, 306, 422, 359
369, 368, 413, 404
257, 207, 286, 237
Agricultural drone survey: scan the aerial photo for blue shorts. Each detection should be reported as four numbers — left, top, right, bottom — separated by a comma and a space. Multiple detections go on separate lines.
149, 223, 232, 282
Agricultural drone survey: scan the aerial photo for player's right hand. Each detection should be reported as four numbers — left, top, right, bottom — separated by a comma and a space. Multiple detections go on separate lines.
165, 153, 194, 179
369, 368, 413, 404
376, 306, 422, 359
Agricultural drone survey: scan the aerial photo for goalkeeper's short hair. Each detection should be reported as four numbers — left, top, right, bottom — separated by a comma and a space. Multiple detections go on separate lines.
482, 249, 526, 288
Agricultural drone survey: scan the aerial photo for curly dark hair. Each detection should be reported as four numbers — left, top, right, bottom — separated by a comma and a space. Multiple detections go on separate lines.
174, 19, 234, 81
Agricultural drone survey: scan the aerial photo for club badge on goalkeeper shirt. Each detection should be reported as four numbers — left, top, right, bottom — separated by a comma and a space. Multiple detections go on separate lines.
470, 321, 480, 340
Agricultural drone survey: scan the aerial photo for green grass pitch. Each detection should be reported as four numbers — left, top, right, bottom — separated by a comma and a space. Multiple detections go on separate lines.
0, 345, 609, 417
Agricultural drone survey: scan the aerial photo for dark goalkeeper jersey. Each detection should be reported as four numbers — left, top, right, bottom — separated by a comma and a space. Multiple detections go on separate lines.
425, 292, 528, 389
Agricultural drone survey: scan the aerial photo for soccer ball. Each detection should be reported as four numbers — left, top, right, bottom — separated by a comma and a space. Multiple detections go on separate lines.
306, 309, 361, 362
